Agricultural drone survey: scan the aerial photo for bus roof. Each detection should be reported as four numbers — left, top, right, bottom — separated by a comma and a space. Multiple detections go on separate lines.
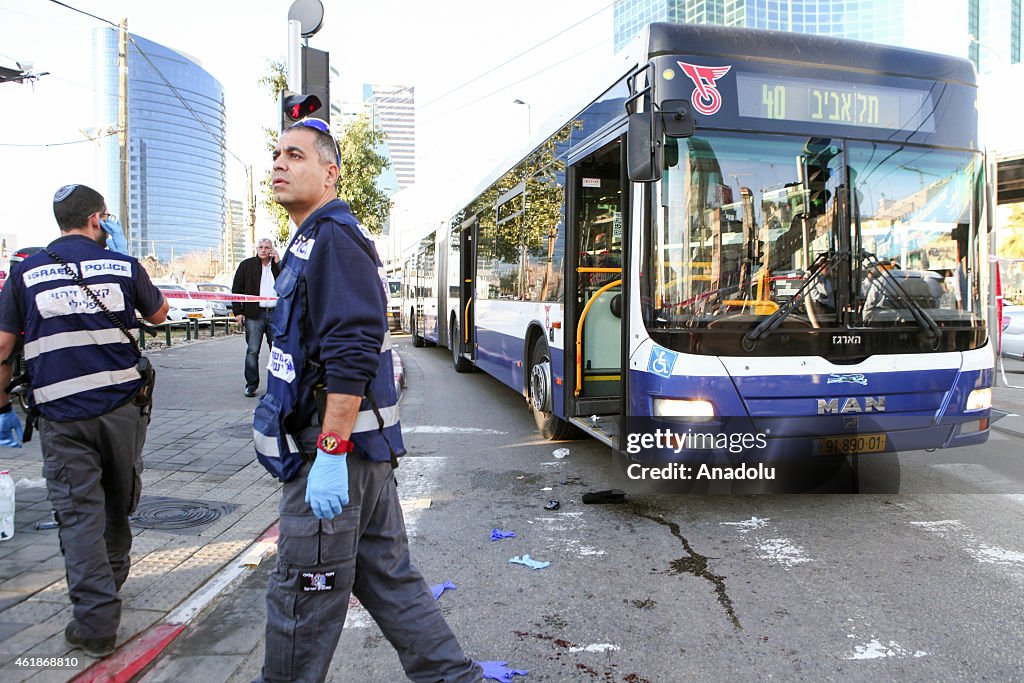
646, 22, 976, 86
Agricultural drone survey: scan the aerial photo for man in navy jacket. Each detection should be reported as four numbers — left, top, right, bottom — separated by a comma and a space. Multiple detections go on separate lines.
254, 119, 480, 683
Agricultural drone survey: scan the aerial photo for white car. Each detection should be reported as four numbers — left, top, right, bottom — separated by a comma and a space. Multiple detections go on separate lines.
1001, 305, 1024, 360
157, 284, 214, 321
191, 282, 232, 317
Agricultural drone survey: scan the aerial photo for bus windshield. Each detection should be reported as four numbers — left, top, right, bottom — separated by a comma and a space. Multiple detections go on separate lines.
644, 132, 984, 350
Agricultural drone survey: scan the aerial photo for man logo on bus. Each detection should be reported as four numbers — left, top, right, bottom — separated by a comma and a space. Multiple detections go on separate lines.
677, 62, 732, 115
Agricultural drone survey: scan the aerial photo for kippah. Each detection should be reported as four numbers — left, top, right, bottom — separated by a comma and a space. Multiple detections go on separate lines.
53, 184, 79, 202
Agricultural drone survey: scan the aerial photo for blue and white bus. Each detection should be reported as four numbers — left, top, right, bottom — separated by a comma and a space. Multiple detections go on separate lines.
405, 23, 993, 468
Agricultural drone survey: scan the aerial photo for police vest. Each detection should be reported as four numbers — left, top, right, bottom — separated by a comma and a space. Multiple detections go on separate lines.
14, 236, 143, 421
252, 201, 405, 482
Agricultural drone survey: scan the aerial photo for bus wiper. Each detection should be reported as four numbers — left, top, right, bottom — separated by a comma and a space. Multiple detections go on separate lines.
741, 250, 839, 352
860, 250, 942, 346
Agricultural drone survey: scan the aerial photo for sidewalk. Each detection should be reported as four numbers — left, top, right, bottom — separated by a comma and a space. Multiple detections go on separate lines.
0, 334, 282, 681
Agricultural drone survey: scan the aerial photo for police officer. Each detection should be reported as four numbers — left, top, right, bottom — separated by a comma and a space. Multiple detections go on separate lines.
0, 184, 168, 658
253, 119, 481, 683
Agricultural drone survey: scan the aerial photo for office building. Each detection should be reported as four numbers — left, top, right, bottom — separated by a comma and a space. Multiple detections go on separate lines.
94, 28, 227, 262
613, 0, 1022, 73
363, 84, 416, 190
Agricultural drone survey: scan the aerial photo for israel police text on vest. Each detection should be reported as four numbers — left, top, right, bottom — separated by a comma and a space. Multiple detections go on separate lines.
253, 200, 404, 481
11, 236, 145, 422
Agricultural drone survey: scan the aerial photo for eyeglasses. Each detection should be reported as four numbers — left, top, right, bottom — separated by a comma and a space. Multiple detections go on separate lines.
287, 117, 341, 167
94, 211, 116, 222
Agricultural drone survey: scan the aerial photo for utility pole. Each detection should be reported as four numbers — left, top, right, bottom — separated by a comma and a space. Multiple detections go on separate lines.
247, 164, 256, 251
117, 19, 131, 255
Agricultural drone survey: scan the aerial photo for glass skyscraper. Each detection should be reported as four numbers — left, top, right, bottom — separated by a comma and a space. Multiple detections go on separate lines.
93, 29, 226, 262
363, 84, 416, 191
613, 0, 1022, 73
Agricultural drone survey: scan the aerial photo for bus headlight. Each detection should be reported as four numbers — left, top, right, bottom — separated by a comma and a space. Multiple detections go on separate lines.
653, 398, 715, 420
966, 388, 991, 412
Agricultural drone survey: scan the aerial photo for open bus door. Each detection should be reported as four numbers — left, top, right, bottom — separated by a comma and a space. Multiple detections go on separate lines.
451, 218, 476, 372
566, 136, 626, 445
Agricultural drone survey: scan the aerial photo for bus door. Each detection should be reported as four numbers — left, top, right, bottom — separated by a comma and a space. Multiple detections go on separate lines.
453, 218, 477, 367
568, 138, 625, 427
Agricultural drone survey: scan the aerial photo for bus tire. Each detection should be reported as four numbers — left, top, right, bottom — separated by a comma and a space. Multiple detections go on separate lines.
411, 311, 425, 347
450, 318, 472, 373
529, 337, 576, 441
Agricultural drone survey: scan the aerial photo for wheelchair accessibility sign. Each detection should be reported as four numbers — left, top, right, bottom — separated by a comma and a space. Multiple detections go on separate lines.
648, 346, 678, 379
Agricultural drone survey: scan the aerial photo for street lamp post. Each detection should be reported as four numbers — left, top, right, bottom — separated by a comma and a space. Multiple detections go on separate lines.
513, 98, 531, 135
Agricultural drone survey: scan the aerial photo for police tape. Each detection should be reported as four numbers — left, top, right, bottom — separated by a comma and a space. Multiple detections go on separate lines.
0, 279, 277, 303
161, 290, 278, 303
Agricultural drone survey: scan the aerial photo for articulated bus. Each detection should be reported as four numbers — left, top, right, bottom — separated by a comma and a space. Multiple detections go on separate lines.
405, 23, 993, 471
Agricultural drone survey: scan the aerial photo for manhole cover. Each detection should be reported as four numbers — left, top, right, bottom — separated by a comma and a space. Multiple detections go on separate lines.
218, 423, 253, 439
131, 496, 238, 533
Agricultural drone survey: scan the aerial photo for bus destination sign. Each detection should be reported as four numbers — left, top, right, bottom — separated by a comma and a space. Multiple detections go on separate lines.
735, 73, 934, 132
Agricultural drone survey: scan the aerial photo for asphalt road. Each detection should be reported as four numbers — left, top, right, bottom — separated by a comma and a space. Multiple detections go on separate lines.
159, 336, 1024, 682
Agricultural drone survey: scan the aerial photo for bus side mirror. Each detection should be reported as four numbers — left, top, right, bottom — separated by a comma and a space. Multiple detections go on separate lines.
660, 100, 694, 138
627, 112, 663, 183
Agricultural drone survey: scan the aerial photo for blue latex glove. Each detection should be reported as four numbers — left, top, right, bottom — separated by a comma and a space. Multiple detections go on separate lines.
0, 410, 23, 448
491, 529, 516, 541
509, 554, 550, 570
100, 218, 128, 254
476, 661, 529, 681
431, 580, 457, 600
304, 451, 349, 519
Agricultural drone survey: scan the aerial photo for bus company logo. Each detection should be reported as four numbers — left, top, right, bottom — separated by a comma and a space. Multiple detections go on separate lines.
648, 346, 678, 379
677, 62, 732, 115
826, 373, 868, 386
817, 396, 886, 414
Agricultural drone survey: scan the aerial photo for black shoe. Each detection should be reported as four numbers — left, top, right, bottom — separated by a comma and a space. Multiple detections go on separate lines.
244, 387, 257, 397
65, 621, 116, 658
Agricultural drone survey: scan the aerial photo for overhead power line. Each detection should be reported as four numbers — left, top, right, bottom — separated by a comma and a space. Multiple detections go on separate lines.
419, 1, 615, 110
0, 128, 120, 147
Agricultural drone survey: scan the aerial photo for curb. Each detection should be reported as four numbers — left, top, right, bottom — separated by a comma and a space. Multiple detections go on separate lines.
71, 521, 280, 683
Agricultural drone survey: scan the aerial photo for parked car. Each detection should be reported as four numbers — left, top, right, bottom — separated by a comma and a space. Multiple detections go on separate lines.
191, 282, 232, 317
1001, 304, 1024, 360
156, 284, 213, 321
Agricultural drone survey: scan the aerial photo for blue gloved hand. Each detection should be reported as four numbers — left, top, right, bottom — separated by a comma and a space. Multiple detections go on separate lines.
0, 409, 24, 448
100, 217, 128, 254
304, 450, 349, 519
476, 661, 529, 681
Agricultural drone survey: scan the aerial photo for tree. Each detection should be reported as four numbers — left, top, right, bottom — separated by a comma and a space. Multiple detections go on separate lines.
337, 114, 392, 235
257, 60, 393, 243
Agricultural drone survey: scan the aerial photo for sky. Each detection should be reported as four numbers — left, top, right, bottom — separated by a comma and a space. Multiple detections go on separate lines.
0, 0, 613, 249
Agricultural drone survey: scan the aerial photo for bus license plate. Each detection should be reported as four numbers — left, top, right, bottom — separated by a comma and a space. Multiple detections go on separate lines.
818, 433, 886, 455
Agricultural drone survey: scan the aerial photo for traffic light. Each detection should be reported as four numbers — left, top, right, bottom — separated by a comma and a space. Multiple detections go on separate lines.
798, 138, 839, 217
280, 90, 324, 132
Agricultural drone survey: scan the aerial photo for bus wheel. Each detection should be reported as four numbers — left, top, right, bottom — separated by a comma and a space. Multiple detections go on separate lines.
529, 337, 576, 441
450, 319, 472, 373
412, 312, 425, 348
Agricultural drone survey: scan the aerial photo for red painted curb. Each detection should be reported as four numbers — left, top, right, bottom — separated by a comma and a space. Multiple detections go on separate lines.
71, 623, 186, 683
70, 519, 281, 682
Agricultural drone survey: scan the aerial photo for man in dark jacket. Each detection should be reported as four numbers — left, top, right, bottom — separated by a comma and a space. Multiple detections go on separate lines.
232, 238, 280, 397
254, 118, 481, 683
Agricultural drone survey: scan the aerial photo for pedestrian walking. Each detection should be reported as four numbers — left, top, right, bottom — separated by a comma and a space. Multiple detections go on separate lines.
232, 237, 280, 397
0, 184, 167, 658
252, 118, 481, 683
